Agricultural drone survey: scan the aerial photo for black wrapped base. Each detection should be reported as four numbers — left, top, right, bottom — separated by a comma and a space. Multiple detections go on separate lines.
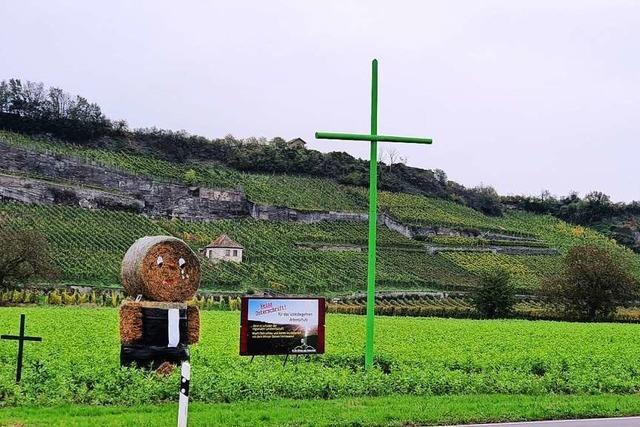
120, 344, 189, 369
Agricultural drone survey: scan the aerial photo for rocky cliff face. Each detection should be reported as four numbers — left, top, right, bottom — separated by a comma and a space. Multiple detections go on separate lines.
0, 141, 248, 220
0, 173, 144, 212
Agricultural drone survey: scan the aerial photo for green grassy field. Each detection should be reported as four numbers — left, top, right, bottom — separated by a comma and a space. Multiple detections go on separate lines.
2, 307, 640, 410
3, 394, 640, 426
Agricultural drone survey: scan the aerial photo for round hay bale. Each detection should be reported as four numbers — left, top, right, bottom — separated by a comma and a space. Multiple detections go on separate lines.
121, 236, 201, 301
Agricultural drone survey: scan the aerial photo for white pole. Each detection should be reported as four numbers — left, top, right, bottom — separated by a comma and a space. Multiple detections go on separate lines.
178, 361, 191, 427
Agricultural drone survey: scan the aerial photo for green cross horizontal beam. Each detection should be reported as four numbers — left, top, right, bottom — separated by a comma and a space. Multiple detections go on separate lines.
315, 132, 432, 144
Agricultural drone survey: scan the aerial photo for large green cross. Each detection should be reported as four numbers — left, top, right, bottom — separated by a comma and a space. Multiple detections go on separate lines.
316, 59, 433, 370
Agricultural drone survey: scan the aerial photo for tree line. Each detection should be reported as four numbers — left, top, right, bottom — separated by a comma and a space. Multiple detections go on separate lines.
0, 79, 117, 140
504, 191, 640, 225
0, 78, 503, 215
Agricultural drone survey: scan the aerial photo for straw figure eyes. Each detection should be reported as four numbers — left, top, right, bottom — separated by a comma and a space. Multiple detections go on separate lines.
155, 255, 188, 280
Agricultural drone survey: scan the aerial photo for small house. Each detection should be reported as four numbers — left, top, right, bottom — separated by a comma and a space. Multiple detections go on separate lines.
204, 234, 244, 263
286, 138, 307, 149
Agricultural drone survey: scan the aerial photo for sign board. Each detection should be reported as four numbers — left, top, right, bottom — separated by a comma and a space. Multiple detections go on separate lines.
240, 297, 325, 356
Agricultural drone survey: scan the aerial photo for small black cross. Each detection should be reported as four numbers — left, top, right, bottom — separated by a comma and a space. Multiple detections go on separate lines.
1, 314, 42, 382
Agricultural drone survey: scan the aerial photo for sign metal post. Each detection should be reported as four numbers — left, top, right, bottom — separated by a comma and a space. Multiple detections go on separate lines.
177, 361, 190, 427
316, 59, 433, 369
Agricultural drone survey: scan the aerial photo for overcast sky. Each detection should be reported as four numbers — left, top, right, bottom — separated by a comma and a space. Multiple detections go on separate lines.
1, 1, 638, 201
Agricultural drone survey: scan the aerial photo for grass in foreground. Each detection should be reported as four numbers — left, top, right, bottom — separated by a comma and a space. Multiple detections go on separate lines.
3, 308, 640, 407
2, 394, 640, 426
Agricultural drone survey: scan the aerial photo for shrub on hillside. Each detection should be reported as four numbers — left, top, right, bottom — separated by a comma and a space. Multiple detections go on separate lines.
466, 185, 503, 217
540, 245, 638, 320
184, 169, 198, 185
472, 268, 516, 318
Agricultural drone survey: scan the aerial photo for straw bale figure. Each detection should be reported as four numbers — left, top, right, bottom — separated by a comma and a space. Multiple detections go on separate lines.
119, 236, 201, 370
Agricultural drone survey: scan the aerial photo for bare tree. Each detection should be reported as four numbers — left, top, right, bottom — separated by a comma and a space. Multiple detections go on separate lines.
380, 146, 400, 169
0, 81, 9, 113
0, 229, 57, 289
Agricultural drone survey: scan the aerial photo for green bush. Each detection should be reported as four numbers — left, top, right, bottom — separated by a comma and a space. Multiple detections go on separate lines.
472, 268, 516, 318
183, 169, 198, 185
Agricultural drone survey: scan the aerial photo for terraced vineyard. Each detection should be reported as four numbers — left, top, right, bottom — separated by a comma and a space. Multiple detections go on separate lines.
159, 218, 477, 293
0, 131, 601, 233
0, 202, 167, 285
3, 130, 632, 241
377, 191, 531, 235
0, 202, 477, 293
4, 200, 638, 293
440, 253, 561, 289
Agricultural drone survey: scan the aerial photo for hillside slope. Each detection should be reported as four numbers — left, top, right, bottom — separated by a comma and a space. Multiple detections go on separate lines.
1, 131, 638, 294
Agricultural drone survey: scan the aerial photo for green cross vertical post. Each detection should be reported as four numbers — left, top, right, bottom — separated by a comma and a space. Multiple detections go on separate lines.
316, 59, 433, 369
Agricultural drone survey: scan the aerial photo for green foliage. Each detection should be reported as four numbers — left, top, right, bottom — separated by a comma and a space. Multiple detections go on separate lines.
422, 235, 550, 249
0, 79, 111, 141
426, 236, 486, 246
4, 308, 640, 407
0, 130, 243, 189
0, 202, 478, 292
241, 174, 367, 212
464, 185, 502, 216
505, 190, 640, 228
472, 268, 516, 318
0, 131, 366, 212
540, 245, 639, 320
45, 289, 62, 305
441, 253, 561, 290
